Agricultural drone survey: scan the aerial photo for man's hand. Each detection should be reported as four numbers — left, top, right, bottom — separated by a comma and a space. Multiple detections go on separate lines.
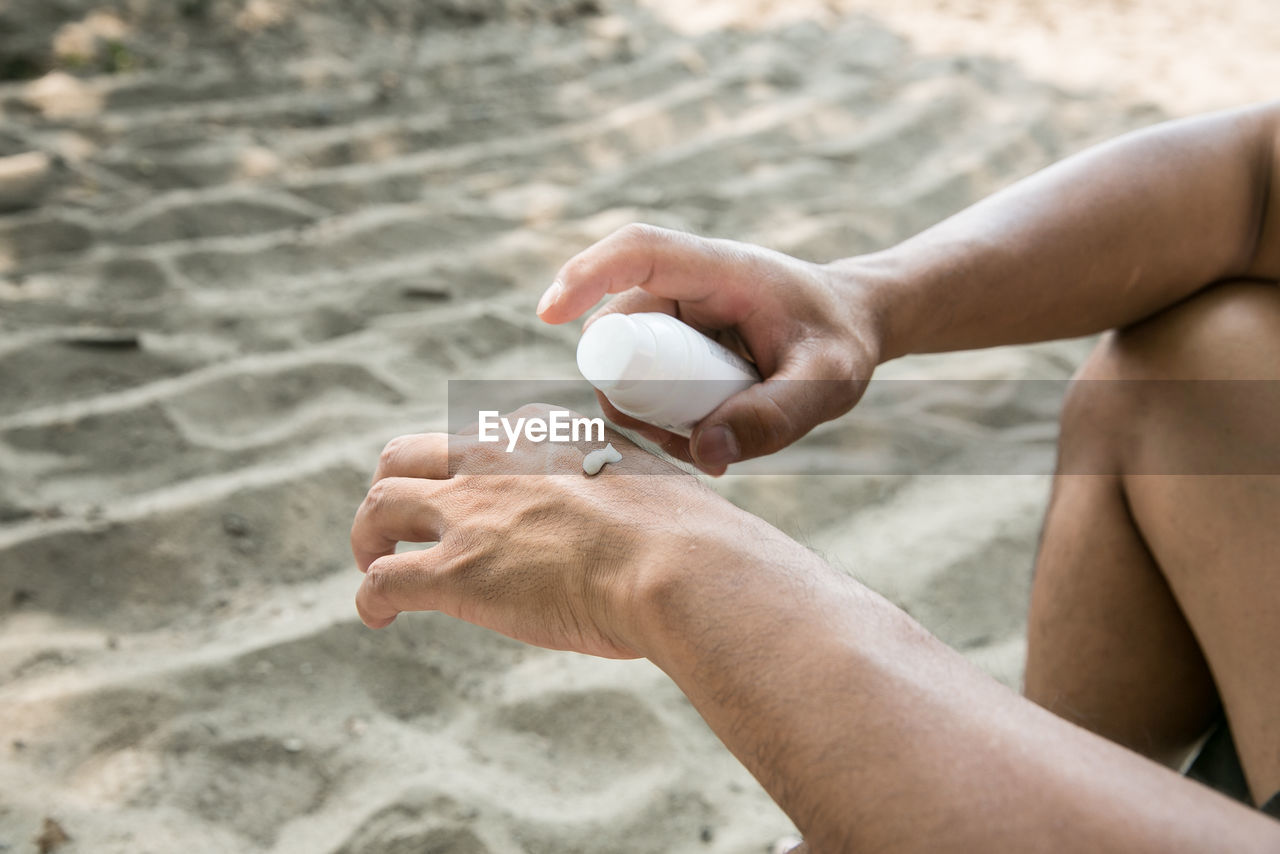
349, 404, 743, 658
536, 105, 1280, 479
347, 407, 1280, 854
537, 224, 884, 475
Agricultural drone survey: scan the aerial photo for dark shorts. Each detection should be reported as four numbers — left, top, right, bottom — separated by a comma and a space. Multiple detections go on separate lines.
1185, 716, 1280, 820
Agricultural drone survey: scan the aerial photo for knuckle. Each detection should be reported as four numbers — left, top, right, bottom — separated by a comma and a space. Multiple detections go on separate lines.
364, 565, 393, 599
376, 435, 410, 476
363, 477, 399, 516
617, 221, 659, 244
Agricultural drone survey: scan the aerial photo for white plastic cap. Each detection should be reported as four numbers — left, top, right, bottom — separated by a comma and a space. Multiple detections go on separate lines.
576, 312, 657, 391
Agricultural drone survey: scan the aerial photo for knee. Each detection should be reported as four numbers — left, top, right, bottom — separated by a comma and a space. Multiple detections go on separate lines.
1058, 281, 1280, 472
1107, 281, 1280, 381
1081, 281, 1280, 384
1055, 335, 1135, 473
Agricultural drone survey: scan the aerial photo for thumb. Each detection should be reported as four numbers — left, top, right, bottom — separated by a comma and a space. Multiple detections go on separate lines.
690, 350, 868, 475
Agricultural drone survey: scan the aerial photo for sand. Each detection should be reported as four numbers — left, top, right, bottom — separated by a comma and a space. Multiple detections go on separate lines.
0, 1, 1270, 851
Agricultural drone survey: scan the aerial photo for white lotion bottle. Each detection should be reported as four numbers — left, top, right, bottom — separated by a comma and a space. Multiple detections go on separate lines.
576, 312, 761, 436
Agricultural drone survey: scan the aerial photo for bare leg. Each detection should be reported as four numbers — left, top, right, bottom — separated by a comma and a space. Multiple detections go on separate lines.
1026, 281, 1280, 802
1026, 340, 1221, 765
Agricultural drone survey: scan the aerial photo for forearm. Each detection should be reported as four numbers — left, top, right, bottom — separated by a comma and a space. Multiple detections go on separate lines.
836, 101, 1280, 361
634, 521, 1280, 852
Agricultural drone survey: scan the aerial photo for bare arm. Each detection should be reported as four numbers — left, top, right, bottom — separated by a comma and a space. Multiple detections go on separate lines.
848, 101, 1280, 360
637, 514, 1280, 853
352, 422, 1280, 853
539, 102, 1280, 471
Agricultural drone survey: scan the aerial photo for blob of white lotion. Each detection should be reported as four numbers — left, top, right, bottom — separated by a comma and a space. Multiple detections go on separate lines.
582, 443, 623, 476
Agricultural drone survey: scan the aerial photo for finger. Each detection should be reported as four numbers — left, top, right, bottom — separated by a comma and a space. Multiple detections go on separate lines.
356, 548, 448, 629
372, 433, 449, 484
538, 223, 757, 324
690, 348, 868, 475
351, 476, 448, 572
585, 289, 729, 349
583, 287, 676, 332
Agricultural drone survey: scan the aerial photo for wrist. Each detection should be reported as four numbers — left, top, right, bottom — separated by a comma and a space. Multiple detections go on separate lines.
624, 504, 828, 670
622, 503, 757, 662
824, 250, 921, 364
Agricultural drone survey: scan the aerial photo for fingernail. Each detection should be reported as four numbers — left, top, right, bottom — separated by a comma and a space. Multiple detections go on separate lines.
695, 424, 739, 469
536, 280, 563, 316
